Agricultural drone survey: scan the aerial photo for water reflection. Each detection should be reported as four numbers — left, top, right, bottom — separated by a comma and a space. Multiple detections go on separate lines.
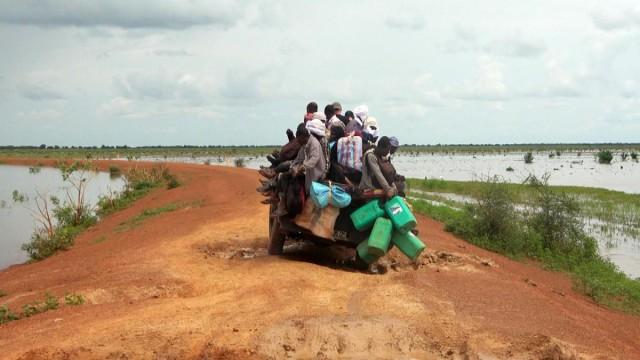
0, 165, 124, 269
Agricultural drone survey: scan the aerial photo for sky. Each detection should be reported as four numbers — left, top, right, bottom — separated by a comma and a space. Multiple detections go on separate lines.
0, 0, 639, 146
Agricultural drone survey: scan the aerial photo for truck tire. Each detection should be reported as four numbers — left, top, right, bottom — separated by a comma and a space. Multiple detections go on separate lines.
268, 204, 285, 255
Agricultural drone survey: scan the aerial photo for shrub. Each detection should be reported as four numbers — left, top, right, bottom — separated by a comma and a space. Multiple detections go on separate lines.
11, 190, 28, 203
22, 227, 76, 261
0, 289, 6, 297
597, 150, 613, 164
524, 175, 597, 262
0, 305, 19, 324
44, 292, 59, 310
64, 293, 85, 306
631, 152, 638, 161
524, 152, 534, 164
108, 165, 121, 177
21, 303, 42, 318
234, 157, 246, 168
411, 175, 640, 314
167, 176, 181, 189
506, 166, 514, 172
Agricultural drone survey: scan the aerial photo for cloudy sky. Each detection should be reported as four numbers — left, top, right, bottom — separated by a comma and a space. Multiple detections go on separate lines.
0, 0, 639, 146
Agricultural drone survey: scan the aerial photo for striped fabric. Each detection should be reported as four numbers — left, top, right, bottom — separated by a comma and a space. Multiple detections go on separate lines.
337, 135, 363, 171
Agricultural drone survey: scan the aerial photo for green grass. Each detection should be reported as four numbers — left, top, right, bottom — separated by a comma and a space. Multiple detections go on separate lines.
0, 305, 19, 324
408, 178, 640, 239
116, 202, 186, 232
0, 292, 85, 325
410, 178, 640, 315
64, 293, 85, 306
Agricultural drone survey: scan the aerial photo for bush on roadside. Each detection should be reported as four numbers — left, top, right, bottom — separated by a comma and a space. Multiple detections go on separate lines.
524, 175, 598, 263
97, 164, 173, 216
411, 175, 640, 314
0, 305, 19, 324
64, 293, 85, 306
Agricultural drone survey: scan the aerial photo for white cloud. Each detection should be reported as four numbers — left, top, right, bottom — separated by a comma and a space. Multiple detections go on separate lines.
445, 28, 545, 58
483, 36, 546, 58
1, 0, 639, 145
385, 14, 425, 31
17, 109, 63, 120
98, 97, 133, 117
592, 6, 640, 31
0, 0, 245, 29
115, 72, 209, 105
153, 49, 193, 57
21, 84, 64, 101
446, 56, 509, 101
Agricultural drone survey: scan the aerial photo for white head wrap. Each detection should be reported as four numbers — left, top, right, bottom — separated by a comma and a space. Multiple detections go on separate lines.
353, 104, 368, 125
306, 119, 326, 137
312, 111, 327, 123
363, 116, 379, 138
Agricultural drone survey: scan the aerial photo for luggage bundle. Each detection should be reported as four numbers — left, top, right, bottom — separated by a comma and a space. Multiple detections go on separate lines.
294, 181, 352, 239
309, 182, 352, 209
351, 196, 425, 264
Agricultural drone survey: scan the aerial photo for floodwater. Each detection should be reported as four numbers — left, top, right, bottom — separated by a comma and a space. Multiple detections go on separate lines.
392, 151, 640, 194
123, 150, 640, 193
0, 165, 124, 270
411, 190, 640, 279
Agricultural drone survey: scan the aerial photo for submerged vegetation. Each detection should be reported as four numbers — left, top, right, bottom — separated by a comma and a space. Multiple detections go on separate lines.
524, 152, 534, 164
597, 150, 613, 164
409, 176, 640, 314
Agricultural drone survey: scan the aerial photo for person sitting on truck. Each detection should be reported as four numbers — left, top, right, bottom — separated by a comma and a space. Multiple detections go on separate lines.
327, 125, 348, 184
325, 104, 345, 130
379, 136, 406, 197
359, 136, 397, 198
258, 123, 309, 195
304, 102, 318, 123
332, 101, 349, 127
270, 123, 311, 216
291, 118, 329, 194
346, 105, 367, 134
361, 116, 380, 153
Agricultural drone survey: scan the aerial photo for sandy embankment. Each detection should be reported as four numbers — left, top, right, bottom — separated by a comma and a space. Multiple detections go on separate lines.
0, 158, 638, 359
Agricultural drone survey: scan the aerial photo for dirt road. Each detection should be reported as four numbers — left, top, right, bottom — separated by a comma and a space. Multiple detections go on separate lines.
0, 159, 638, 359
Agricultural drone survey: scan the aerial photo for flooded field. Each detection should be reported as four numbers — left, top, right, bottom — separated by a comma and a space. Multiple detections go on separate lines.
0, 165, 124, 269
122, 150, 640, 194
410, 189, 640, 279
